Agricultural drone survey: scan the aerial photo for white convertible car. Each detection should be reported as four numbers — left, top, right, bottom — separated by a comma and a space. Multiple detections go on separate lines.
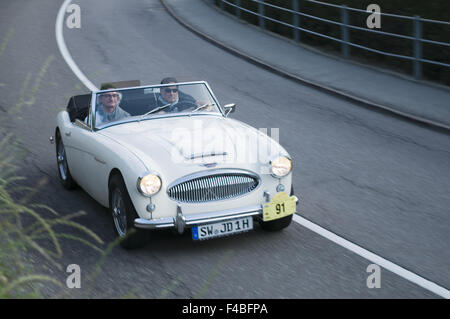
53, 81, 297, 248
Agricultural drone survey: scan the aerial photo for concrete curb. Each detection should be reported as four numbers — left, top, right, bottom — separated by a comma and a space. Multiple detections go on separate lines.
160, 0, 450, 133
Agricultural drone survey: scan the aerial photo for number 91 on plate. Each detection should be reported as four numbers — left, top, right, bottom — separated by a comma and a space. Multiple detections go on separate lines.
263, 192, 296, 222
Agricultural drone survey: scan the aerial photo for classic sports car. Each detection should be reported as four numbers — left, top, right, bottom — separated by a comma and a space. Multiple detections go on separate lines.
53, 80, 297, 249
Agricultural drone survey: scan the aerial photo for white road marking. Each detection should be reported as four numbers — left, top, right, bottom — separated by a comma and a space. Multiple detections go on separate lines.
56, 0, 98, 91
55, 0, 450, 300
293, 214, 450, 299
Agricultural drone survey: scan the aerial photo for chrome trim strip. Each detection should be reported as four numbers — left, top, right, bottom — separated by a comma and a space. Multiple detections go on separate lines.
93, 80, 211, 94
176, 205, 185, 234
94, 157, 106, 164
134, 217, 175, 229
74, 119, 91, 131
183, 205, 262, 225
90, 91, 95, 131
188, 151, 228, 160
134, 204, 263, 230
94, 113, 223, 131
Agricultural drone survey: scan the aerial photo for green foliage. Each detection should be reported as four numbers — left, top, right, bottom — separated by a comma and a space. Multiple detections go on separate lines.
0, 38, 106, 297
0, 131, 106, 298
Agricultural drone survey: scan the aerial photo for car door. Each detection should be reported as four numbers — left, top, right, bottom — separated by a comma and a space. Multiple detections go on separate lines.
78, 130, 112, 206
63, 119, 111, 206
62, 119, 96, 192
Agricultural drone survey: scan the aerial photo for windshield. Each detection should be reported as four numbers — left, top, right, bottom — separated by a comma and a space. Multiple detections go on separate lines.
93, 82, 220, 129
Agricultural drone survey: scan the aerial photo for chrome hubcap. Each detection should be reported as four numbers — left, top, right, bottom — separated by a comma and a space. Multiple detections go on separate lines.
111, 189, 127, 237
57, 140, 67, 181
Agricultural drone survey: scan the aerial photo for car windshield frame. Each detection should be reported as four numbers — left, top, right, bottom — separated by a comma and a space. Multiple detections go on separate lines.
91, 81, 224, 131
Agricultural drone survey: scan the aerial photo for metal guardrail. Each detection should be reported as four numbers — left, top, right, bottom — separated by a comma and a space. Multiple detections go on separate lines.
214, 0, 450, 79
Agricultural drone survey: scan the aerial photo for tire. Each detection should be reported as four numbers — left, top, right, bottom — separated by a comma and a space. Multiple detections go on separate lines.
109, 173, 149, 249
55, 131, 76, 190
260, 213, 293, 232
260, 185, 294, 231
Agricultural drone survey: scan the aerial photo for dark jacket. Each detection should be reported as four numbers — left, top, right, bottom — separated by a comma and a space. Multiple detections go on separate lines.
155, 91, 196, 112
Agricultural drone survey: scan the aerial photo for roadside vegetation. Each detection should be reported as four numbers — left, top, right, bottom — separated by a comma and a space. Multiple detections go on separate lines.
216, 0, 450, 85
0, 34, 106, 297
0, 115, 108, 298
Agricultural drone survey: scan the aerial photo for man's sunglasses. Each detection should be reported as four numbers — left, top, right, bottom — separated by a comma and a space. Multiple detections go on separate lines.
164, 88, 178, 93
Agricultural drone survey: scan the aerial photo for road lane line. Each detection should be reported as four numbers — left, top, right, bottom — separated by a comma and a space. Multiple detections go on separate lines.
293, 214, 450, 299
56, 0, 98, 91
55, 0, 449, 299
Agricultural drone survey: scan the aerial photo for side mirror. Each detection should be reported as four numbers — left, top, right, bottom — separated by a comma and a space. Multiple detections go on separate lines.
223, 103, 236, 116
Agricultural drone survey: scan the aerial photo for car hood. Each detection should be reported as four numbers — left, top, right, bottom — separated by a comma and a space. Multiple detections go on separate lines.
99, 115, 288, 182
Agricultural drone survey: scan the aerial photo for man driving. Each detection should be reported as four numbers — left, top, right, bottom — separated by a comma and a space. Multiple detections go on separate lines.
155, 77, 196, 113
159, 77, 179, 105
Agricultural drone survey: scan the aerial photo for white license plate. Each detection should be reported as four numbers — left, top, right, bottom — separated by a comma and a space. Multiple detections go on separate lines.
192, 216, 253, 240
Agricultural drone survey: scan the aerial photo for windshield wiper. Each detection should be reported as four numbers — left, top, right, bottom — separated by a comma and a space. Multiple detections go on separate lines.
139, 103, 171, 120
189, 103, 216, 116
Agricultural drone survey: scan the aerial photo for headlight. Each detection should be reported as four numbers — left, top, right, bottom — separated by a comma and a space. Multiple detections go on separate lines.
271, 156, 292, 177
137, 173, 162, 196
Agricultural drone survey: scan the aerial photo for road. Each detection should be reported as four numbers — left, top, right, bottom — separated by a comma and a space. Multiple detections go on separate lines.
0, 0, 449, 298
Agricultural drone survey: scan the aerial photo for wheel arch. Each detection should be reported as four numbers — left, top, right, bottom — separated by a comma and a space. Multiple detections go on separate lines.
108, 168, 127, 208
108, 168, 123, 187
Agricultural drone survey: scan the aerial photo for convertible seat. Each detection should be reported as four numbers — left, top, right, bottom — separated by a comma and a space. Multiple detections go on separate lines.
67, 94, 91, 122
66, 81, 142, 122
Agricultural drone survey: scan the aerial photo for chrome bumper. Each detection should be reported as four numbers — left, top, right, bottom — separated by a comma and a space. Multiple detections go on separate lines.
134, 196, 299, 234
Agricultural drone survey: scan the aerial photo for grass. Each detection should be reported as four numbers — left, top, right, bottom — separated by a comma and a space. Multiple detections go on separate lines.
0, 38, 107, 297
0, 130, 107, 298
0, 27, 233, 299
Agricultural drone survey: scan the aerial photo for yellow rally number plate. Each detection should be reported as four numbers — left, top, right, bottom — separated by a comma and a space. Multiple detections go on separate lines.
263, 192, 296, 222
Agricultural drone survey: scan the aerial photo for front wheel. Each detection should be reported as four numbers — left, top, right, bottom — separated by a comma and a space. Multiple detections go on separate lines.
260, 214, 293, 231
55, 131, 76, 190
109, 174, 149, 249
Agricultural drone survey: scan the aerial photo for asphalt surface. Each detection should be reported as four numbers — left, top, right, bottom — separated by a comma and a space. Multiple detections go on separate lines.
164, 0, 450, 130
0, 0, 449, 298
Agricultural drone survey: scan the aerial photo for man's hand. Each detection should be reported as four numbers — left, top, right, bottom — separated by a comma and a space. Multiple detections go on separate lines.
196, 100, 212, 111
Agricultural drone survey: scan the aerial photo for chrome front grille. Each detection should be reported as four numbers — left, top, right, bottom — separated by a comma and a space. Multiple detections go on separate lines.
167, 172, 259, 203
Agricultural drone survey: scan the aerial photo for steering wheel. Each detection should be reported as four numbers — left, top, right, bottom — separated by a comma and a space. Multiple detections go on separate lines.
172, 100, 197, 112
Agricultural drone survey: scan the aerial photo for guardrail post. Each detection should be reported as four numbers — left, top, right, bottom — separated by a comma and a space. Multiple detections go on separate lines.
340, 5, 350, 58
235, 0, 241, 19
413, 15, 423, 79
258, 0, 265, 30
293, 0, 300, 42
